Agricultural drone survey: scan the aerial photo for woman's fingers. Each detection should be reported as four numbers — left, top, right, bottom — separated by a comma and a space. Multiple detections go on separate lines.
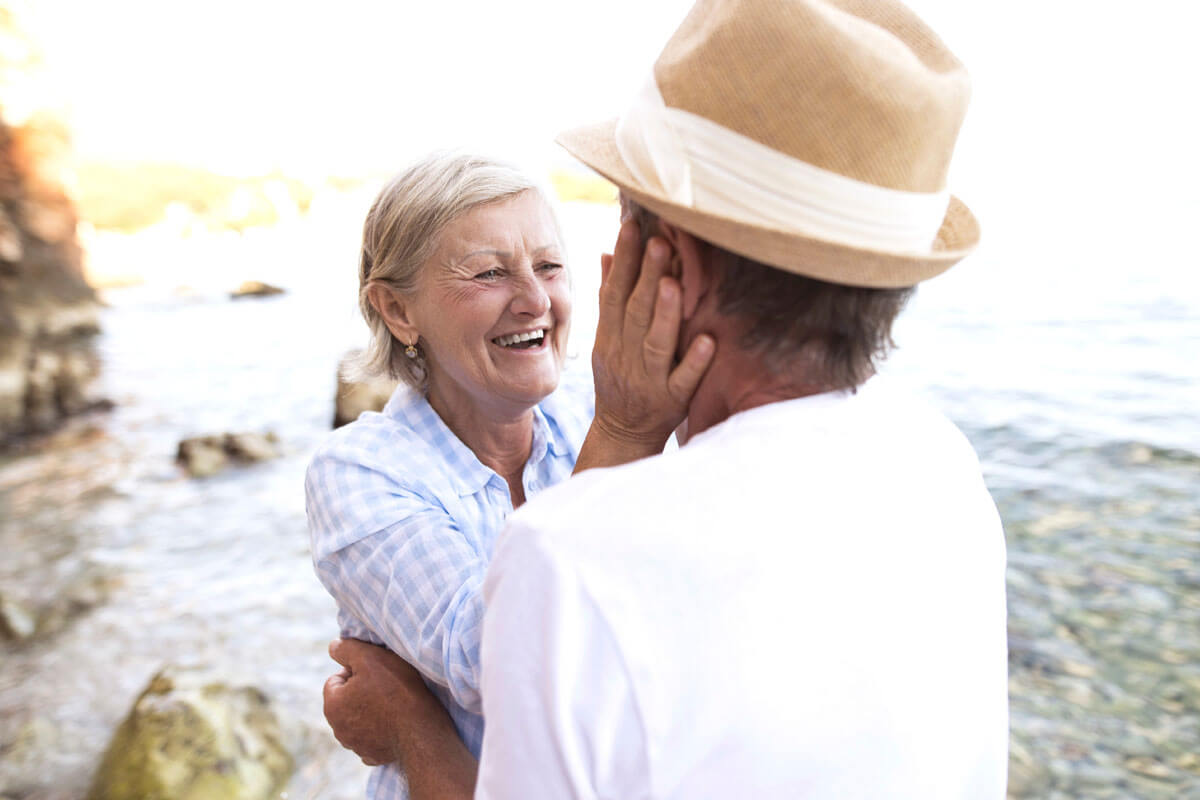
667, 334, 716, 406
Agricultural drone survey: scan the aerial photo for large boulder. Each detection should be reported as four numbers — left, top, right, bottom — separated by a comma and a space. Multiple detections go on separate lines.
87, 666, 293, 800
0, 12, 102, 446
333, 350, 400, 428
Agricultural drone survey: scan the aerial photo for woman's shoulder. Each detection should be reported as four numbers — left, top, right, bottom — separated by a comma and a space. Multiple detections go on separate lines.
307, 386, 452, 489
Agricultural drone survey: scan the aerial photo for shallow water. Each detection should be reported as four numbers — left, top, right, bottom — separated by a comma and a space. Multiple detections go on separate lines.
887, 244, 1200, 797
1, 201, 1198, 798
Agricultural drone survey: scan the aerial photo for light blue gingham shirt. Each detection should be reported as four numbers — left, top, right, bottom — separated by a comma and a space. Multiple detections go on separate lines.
305, 363, 593, 799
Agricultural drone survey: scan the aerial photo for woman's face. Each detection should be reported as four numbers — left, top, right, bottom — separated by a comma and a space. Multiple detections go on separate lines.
409, 191, 571, 419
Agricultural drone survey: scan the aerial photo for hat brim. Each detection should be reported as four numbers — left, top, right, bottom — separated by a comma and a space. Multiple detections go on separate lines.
557, 120, 980, 288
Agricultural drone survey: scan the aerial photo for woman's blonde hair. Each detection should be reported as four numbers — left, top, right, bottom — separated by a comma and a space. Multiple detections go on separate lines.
350, 152, 547, 391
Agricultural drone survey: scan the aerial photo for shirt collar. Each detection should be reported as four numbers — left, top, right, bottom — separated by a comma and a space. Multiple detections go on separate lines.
385, 386, 562, 497
530, 403, 556, 461
534, 382, 572, 458
385, 387, 492, 496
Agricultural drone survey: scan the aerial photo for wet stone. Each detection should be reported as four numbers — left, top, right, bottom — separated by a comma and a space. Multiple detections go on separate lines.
1120, 733, 1165, 758
1074, 761, 1126, 787
224, 432, 280, 463
176, 432, 281, 477
1125, 756, 1176, 781
0, 590, 36, 640
86, 665, 293, 800
34, 562, 117, 638
229, 280, 285, 299
332, 350, 399, 428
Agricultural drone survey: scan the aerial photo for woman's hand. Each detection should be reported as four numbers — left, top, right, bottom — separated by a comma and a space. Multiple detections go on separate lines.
575, 220, 715, 472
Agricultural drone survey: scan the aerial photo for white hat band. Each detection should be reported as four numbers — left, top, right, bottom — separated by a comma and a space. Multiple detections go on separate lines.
614, 77, 951, 254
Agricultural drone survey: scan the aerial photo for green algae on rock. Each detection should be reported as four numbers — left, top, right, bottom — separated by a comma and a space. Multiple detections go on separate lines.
87, 666, 293, 800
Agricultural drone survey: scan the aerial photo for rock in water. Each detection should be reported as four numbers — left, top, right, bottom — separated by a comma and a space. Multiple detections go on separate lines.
176, 432, 281, 477
87, 666, 293, 800
229, 280, 285, 299
334, 350, 399, 428
224, 431, 280, 462
229, 278, 285, 297
0, 591, 36, 640
176, 437, 229, 478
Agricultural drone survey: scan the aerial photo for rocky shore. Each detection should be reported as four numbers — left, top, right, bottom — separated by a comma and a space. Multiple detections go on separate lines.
0, 16, 103, 447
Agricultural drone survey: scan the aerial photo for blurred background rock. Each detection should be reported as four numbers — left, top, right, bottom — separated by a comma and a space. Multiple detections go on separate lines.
0, 7, 101, 446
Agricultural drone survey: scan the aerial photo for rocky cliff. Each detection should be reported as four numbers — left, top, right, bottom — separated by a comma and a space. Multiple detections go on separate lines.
0, 10, 102, 446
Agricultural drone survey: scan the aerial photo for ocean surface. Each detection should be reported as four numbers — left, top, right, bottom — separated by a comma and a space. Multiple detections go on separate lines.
1, 198, 1198, 799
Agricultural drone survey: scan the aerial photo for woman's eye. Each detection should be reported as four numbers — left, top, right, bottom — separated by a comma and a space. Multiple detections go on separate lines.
538, 262, 563, 274
475, 269, 502, 281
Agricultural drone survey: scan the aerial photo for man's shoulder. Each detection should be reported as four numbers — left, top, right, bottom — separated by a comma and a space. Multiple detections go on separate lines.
520, 442, 693, 521
491, 437, 720, 584
497, 380, 988, 557
856, 376, 984, 470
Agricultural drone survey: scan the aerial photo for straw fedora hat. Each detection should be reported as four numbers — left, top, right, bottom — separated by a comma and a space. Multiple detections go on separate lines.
557, 0, 979, 288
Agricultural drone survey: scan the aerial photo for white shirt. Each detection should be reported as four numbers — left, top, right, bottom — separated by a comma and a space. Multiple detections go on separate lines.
476, 378, 1008, 799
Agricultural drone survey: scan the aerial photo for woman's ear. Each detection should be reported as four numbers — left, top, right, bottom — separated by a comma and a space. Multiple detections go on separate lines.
657, 222, 709, 320
366, 282, 419, 344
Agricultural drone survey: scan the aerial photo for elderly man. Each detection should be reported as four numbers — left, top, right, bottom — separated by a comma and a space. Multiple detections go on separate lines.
323, 0, 1008, 797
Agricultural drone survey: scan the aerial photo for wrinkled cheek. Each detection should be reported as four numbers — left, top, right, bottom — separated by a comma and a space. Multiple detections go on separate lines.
554, 296, 573, 343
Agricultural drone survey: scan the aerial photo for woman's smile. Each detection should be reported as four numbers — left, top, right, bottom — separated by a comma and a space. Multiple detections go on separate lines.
491, 328, 549, 349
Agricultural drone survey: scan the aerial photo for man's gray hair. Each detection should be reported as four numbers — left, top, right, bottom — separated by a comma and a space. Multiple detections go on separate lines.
349, 153, 546, 391
622, 196, 913, 392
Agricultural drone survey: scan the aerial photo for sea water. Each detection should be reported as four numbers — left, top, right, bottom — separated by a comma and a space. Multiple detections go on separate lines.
1, 198, 1197, 798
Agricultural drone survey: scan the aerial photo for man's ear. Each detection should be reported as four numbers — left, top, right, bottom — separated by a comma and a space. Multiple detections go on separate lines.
365, 282, 419, 344
657, 222, 709, 320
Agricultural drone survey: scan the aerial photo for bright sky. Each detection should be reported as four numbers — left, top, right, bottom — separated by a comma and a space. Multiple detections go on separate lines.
14, 0, 1200, 275
18, 0, 700, 176
17, 1, 1199, 173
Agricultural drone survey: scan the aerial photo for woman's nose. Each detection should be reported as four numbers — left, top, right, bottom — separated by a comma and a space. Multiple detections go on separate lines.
510, 272, 551, 316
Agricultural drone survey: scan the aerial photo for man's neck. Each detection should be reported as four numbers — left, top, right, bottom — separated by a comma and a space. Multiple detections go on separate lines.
684, 347, 839, 438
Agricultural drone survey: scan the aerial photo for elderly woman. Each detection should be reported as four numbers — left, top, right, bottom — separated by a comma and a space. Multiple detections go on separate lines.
306, 153, 711, 798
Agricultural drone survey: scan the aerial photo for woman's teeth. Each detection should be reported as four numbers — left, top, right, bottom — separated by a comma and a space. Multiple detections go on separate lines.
494, 330, 546, 348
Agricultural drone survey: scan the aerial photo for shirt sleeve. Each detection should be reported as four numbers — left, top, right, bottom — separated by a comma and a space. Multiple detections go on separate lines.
475, 525, 650, 800
306, 442, 486, 714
